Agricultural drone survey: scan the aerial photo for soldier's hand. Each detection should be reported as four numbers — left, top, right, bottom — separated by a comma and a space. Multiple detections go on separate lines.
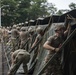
55, 48, 60, 52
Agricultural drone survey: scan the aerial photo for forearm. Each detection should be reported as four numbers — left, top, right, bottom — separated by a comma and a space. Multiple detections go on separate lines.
43, 44, 55, 51
31, 38, 38, 48
31, 42, 35, 48
64, 23, 70, 35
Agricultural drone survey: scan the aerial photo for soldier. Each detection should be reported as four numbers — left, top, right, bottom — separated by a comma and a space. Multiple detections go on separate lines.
20, 27, 29, 50
31, 25, 51, 55
12, 25, 17, 29
7, 29, 21, 67
27, 27, 37, 68
28, 27, 37, 49
31, 17, 53, 50
31, 26, 43, 55
43, 24, 69, 75
29, 21, 52, 72
7, 49, 30, 75
7, 28, 30, 75
63, 16, 76, 75
2, 27, 9, 44
10, 29, 21, 52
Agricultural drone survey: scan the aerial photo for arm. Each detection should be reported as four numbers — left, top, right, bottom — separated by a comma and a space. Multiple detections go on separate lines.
43, 41, 55, 51
64, 15, 72, 36
43, 36, 60, 52
43, 41, 60, 52
43, 17, 53, 35
31, 37, 39, 49
64, 23, 70, 36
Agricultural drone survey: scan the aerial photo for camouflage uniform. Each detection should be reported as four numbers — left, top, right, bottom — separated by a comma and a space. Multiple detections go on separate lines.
29, 27, 44, 67
44, 25, 66, 75
9, 29, 21, 52
20, 27, 29, 50
8, 49, 30, 75
2, 27, 9, 44
12, 25, 17, 29
44, 35, 64, 75
35, 26, 45, 57
28, 27, 37, 50
7, 29, 21, 68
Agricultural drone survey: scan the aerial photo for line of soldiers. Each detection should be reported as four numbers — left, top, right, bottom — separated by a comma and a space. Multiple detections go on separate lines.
0, 19, 73, 75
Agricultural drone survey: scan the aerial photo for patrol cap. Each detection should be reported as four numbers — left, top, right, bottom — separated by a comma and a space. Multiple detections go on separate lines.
54, 25, 65, 31
20, 27, 27, 31
13, 25, 17, 28
28, 27, 34, 32
36, 26, 43, 33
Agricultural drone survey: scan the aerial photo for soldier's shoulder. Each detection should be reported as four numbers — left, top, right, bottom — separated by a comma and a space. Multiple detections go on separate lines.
48, 35, 55, 39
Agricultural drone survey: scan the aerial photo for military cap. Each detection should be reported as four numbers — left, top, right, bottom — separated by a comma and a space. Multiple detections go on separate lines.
36, 26, 43, 33
20, 27, 27, 31
28, 27, 35, 32
13, 25, 17, 28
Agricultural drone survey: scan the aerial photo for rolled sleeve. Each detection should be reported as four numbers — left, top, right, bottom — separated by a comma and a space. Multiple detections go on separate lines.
47, 36, 54, 44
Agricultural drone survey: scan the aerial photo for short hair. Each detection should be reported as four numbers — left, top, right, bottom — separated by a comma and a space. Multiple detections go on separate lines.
54, 25, 65, 31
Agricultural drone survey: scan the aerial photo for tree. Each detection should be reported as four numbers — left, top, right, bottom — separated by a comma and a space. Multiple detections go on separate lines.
46, 3, 57, 15
69, 2, 76, 10
1, 0, 31, 26
1, 0, 57, 26
27, 0, 50, 19
56, 9, 69, 15
56, 10, 63, 15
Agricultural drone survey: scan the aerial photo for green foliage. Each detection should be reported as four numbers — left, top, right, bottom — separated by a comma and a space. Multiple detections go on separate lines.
1, 0, 57, 26
56, 9, 69, 15
69, 2, 76, 10
56, 10, 63, 15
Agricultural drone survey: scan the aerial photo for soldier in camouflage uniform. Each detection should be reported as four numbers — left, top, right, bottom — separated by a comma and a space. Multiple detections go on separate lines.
30, 17, 53, 51
43, 25, 69, 75
7, 29, 21, 66
27, 27, 37, 67
10, 29, 21, 52
31, 25, 51, 56
12, 25, 17, 29
28, 27, 37, 50
29, 23, 52, 70
2, 27, 9, 44
20, 27, 29, 50
31, 27, 44, 60
8, 49, 30, 75
7, 28, 30, 75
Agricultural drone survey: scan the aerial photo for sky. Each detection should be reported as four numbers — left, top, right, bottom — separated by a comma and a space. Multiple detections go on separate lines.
0, 0, 76, 26
47, 0, 76, 10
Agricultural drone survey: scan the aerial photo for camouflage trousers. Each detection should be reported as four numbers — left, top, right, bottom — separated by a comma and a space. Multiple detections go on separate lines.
8, 49, 30, 75
44, 53, 63, 75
